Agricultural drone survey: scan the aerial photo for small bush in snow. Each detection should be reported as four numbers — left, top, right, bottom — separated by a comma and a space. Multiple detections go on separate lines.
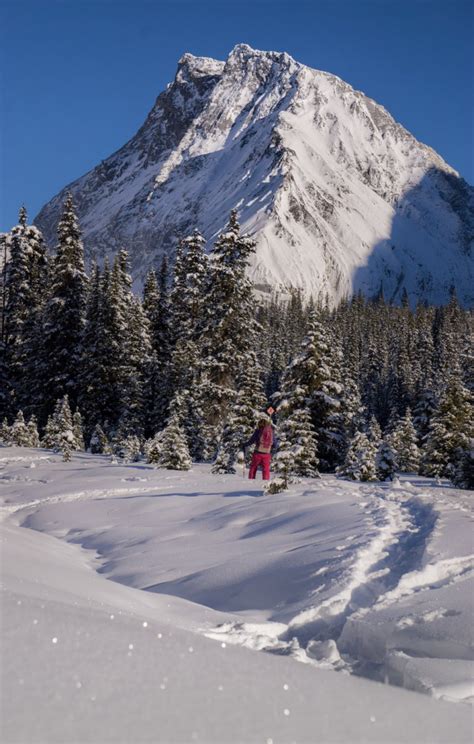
265, 476, 287, 494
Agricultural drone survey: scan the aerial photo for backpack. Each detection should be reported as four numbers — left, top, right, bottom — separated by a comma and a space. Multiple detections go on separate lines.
258, 425, 273, 453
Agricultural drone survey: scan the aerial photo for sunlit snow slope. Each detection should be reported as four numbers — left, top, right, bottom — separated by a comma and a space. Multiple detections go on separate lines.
2, 448, 473, 743
35, 44, 473, 305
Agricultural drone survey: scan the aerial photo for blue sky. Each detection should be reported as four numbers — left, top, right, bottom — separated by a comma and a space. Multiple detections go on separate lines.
1, 0, 472, 230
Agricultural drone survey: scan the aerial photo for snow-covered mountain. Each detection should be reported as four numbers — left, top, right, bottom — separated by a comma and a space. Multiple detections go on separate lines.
35, 43, 474, 305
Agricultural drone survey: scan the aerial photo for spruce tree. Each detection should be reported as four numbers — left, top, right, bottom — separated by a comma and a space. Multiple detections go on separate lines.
145, 431, 163, 465
421, 375, 473, 477
376, 439, 398, 481
2, 208, 48, 418
212, 351, 266, 474
367, 415, 382, 445
40, 194, 87, 418
116, 295, 151, 438
153, 402, 192, 471
89, 424, 110, 454
26, 415, 40, 448
337, 431, 377, 481
115, 434, 141, 462
390, 408, 420, 473
451, 441, 474, 490
194, 211, 258, 460
41, 396, 76, 456
41, 415, 57, 450
10, 410, 30, 446
275, 386, 319, 479
149, 256, 173, 431
413, 387, 437, 445
0, 418, 11, 445
277, 307, 345, 471
72, 410, 85, 451
79, 262, 107, 435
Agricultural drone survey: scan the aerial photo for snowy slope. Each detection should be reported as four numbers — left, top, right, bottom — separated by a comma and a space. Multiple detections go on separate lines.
35, 44, 474, 305
1, 448, 473, 742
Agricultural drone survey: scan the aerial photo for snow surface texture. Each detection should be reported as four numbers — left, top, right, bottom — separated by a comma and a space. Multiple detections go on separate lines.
35, 44, 474, 306
1, 448, 473, 743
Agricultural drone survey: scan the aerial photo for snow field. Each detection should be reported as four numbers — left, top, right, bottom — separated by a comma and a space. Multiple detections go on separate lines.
1, 447, 473, 742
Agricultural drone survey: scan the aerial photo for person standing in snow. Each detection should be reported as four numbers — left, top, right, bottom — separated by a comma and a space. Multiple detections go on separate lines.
242, 417, 276, 480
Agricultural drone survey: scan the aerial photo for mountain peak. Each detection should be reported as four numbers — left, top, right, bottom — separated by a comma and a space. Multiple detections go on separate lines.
34, 46, 473, 306
176, 52, 225, 81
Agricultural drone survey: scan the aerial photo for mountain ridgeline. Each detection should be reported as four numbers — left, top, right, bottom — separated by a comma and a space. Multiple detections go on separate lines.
35, 44, 473, 305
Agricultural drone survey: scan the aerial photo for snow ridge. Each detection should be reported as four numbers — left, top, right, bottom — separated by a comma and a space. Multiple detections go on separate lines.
34, 45, 474, 305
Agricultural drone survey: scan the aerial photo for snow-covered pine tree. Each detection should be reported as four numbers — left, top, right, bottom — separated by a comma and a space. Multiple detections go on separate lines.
115, 434, 141, 462
2, 208, 48, 419
145, 431, 162, 465
433, 291, 465, 393
390, 407, 420, 473
89, 424, 110, 454
166, 231, 209, 452
413, 386, 438, 446
459, 328, 474, 393
26, 415, 40, 448
72, 410, 85, 451
152, 394, 191, 470
116, 294, 152, 439
142, 269, 159, 324
341, 368, 365, 447
148, 256, 173, 431
277, 307, 345, 471
10, 410, 30, 446
421, 374, 473, 477
337, 431, 377, 481
40, 194, 87, 419
376, 439, 398, 481
194, 212, 258, 460
142, 269, 162, 436
41, 415, 57, 450
361, 337, 385, 423
274, 385, 319, 480
41, 395, 77, 457
81, 249, 149, 439
78, 262, 107, 436
0, 418, 11, 445
53, 395, 76, 458
212, 350, 266, 474
257, 294, 289, 400
367, 415, 382, 445
451, 441, 474, 490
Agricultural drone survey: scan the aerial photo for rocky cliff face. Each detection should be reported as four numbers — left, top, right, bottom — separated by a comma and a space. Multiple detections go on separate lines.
35, 44, 473, 305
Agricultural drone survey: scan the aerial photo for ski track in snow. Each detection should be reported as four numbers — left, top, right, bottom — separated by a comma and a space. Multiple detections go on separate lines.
204, 484, 473, 696
1, 450, 472, 702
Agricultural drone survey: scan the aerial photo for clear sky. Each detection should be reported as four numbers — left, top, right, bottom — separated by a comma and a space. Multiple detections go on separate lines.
1, 0, 472, 230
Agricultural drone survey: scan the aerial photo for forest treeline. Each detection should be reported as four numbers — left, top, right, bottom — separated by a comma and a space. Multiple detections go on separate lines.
0, 196, 472, 488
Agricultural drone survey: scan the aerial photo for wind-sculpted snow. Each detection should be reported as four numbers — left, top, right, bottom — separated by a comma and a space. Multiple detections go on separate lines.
35, 44, 474, 305
1, 447, 473, 744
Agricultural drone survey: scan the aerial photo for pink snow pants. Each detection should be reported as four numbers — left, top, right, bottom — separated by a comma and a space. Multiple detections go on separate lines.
249, 452, 271, 480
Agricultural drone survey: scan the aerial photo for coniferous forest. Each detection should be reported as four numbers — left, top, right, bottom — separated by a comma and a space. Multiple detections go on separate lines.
0, 196, 473, 489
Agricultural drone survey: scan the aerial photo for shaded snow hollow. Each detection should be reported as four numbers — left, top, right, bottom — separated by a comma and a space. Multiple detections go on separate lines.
35, 44, 474, 306
1, 447, 473, 743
